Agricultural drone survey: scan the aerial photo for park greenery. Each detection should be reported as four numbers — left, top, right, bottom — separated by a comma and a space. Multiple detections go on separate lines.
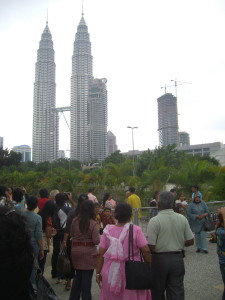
0, 146, 224, 205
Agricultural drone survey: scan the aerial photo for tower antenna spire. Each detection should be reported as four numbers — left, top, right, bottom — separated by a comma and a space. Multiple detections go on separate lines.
46, 9, 48, 24
82, 0, 84, 16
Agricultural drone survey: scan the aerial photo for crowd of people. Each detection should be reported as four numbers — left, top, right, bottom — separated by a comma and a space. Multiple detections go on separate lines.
0, 184, 224, 300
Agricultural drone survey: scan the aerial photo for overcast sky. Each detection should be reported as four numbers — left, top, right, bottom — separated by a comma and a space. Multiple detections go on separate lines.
0, 0, 224, 155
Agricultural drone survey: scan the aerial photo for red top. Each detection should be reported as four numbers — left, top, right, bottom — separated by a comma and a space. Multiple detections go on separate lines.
38, 198, 49, 210
101, 214, 115, 228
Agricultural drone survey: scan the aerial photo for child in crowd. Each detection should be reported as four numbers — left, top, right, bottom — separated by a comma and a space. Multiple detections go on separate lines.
94, 203, 103, 234
175, 193, 188, 215
101, 207, 115, 229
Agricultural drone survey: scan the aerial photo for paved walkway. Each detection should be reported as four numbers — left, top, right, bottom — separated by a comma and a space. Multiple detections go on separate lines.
45, 241, 223, 300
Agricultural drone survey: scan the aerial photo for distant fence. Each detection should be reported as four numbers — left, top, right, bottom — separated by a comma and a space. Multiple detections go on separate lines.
132, 201, 225, 234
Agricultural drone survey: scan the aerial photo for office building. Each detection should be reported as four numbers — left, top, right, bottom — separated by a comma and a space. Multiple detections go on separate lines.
157, 93, 179, 147
12, 145, 31, 162
70, 15, 107, 162
0, 137, 3, 148
179, 131, 190, 146
88, 78, 108, 161
177, 142, 223, 157
32, 21, 58, 163
107, 131, 118, 156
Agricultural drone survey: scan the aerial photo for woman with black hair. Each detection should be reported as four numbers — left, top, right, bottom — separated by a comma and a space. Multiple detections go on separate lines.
12, 187, 25, 211
96, 203, 152, 300
70, 200, 100, 300
22, 196, 44, 285
38, 200, 57, 273
38, 188, 49, 210
0, 207, 33, 300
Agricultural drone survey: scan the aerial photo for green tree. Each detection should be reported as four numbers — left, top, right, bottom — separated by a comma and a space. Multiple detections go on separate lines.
103, 150, 127, 165
0, 148, 22, 168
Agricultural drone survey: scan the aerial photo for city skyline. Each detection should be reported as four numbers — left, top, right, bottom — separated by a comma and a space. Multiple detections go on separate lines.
0, 0, 225, 154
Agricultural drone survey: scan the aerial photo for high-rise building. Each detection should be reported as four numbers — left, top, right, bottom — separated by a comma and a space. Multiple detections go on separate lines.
88, 78, 108, 161
0, 137, 3, 148
107, 131, 118, 156
70, 15, 107, 163
157, 93, 179, 147
12, 145, 31, 162
179, 131, 190, 146
32, 21, 58, 163
70, 15, 93, 163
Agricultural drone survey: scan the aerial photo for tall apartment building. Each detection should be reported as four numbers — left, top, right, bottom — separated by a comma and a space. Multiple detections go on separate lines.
107, 131, 118, 156
70, 15, 107, 162
88, 78, 108, 161
179, 131, 190, 146
157, 93, 179, 147
32, 21, 58, 163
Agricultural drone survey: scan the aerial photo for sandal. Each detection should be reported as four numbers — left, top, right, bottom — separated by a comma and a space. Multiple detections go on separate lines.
65, 279, 71, 291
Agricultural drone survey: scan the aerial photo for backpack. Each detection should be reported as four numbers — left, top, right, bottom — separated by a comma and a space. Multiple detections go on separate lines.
52, 206, 70, 239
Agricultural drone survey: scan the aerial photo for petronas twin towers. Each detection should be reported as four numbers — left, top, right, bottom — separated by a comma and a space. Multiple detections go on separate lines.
32, 15, 108, 163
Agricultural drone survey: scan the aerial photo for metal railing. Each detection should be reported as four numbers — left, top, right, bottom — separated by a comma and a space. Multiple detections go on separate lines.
132, 201, 225, 234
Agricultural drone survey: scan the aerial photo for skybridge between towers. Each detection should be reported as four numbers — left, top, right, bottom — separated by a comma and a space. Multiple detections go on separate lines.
54, 106, 71, 130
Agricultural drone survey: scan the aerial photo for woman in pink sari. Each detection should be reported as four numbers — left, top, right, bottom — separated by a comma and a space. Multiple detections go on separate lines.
96, 203, 152, 300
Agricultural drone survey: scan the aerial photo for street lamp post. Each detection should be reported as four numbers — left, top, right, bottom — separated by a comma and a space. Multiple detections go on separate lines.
127, 126, 138, 176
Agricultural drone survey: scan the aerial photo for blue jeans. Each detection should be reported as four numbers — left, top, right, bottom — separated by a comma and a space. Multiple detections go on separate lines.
30, 241, 40, 286
195, 230, 207, 250
220, 264, 225, 300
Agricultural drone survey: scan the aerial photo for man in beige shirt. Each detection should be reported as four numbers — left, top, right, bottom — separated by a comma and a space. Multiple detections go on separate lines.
147, 191, 194, 300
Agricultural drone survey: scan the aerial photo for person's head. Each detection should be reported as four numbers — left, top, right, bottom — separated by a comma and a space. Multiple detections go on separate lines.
0, 206, 33, 267
128, 187, 135, 194
12, 187, 24, 203
115, 203, 132, 223
153, 190, 159, 200
170, 188, 176, 196
39, 188, 49, 199
26, 196, 38, 211
8, 187, 13, 195
88, 188, 94, 194
55, 192, 67, 207
104, 207, 111, 217
38, 200, 57, 230
0, 185, 9, 198
102, 193, 111, 207
78, 200, 95, 233
158, 191, 174, 210
217, 208, 224, 226
191, 185, 199, 193
125, 191, 131, 198
179, 193, 185, 201
49, 189, 59, 201
194, 194, 201, 203
75, 193, 89, 217
94, 202, 100, 214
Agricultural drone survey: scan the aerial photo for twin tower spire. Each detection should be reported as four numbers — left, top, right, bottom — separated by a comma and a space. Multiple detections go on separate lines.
32, 11, 108, 164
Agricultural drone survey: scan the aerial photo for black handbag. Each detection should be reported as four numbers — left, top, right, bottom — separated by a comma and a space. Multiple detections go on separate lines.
29, 262, 59, 300
125, 224, 153, 290
204, 216, 215, 232
57, 247, 72, 275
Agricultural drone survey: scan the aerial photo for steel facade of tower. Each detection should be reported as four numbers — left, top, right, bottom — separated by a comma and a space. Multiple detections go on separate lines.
32, 23, 58, 163
70, 16, 93, 162
88, 78, 108, 161
157, 93, 179, 147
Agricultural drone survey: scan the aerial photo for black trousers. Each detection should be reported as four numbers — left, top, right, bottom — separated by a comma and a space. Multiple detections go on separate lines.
51, 234, 61, 278
69, 269, 94, 300
151, 253, 185, 300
